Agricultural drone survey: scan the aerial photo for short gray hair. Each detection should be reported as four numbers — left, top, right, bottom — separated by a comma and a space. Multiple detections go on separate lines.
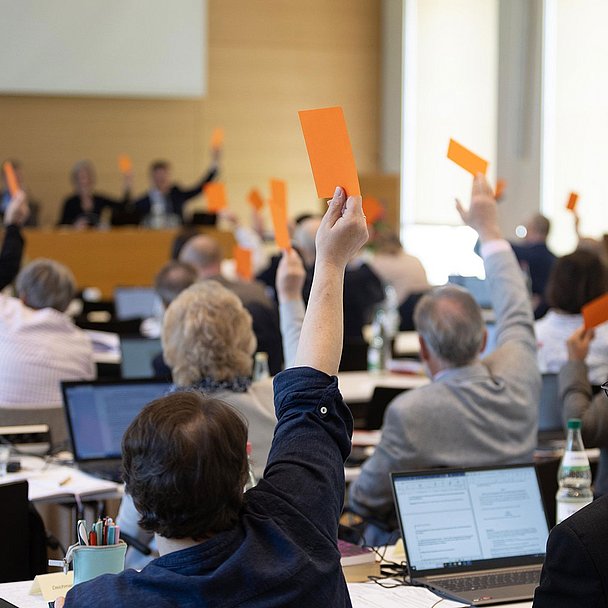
154, 260, 197, 308
413, 285, 485, 367
16, 258, 76, 312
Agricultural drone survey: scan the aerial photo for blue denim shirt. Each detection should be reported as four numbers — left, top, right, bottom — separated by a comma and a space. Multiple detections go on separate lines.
64, 366, 354, 607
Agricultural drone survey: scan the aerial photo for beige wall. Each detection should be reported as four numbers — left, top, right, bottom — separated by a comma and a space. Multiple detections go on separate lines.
0, 0, 380, 227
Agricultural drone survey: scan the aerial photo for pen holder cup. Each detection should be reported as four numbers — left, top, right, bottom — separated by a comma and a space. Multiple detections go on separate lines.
72, 541, 127, 585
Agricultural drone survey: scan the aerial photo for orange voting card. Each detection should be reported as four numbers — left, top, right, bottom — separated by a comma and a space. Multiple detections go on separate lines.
269, 179, 291, 250
248, 188, 264, 211
298, 106, 360, 198
447, 139, 488, 176
2, 161, 19, 197
117, 154, 132, 174
566, 192, 579, 212
495, 178, 507, 201
582, 293, 608, 330
234, 246, 253, 281
210, 127, 224, 151
362, 196, 384, 226
204, 182, 227, 212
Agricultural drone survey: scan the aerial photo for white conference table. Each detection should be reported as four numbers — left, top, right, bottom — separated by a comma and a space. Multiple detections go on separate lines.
0, 579, 533, 607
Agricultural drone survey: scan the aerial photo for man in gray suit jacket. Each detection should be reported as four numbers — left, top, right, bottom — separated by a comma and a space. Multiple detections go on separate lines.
348, 175, 541, 543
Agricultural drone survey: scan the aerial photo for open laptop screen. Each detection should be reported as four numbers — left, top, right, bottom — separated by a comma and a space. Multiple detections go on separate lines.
62, 380, 172, 461
120, 336, 163, 379
392, 465, 549, 576
114, 287, 162, 321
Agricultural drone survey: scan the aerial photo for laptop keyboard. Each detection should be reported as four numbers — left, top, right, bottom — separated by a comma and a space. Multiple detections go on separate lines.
438, 569, 540, 592
84, 464, 123, 483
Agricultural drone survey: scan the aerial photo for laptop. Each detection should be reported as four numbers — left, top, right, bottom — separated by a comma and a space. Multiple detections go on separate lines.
391, 464, 549, 606
113, 286, 162, 321
62, 379, 172, 481
120, 336, 163, 379
448, 275, 492, 309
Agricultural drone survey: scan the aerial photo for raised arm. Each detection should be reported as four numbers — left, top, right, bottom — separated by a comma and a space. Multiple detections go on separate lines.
0, 191, 29, 289
294, 187, 368, 375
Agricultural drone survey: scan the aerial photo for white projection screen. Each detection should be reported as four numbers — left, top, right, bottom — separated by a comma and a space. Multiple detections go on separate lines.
0, 0, 206, 98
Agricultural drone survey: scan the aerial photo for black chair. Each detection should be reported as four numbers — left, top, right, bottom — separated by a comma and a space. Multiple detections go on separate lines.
339, 338, 369, 372
0, 480, 47, 582
366, 386, 409, 430
538, 374, 564, 442
398, 292, 427, 331
74, 317, 143, 335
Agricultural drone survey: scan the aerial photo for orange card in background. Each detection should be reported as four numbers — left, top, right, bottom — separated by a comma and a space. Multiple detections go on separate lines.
362, 196, 384, 226
566, 192, 579, 212
269, 179, 291, 250
234, 246, 253, 281
582, 293, 608, 330
210, 127, 224, 150
204, 182, 228, 213
494, 178, 507, 201
117, 154, 132, 174
248, 188, 264, 211
2, 161, 19, 197
298, 106, 360, 198
447, 139, 488, 176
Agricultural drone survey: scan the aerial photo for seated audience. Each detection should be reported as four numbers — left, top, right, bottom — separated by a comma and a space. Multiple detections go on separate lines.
535, 250, 608, 384
0, 190, 29, 290
0, 258, 95, 406
557, 326, 608, 495
58, 160, 132, 227
1, 160, 40, 226
533, 495, 608, 607
368, 230, 430, 305
179, 234, 283, 374
510, 213, 556, 319
57, 186, 367, 607
134, 154, 219, 225
117, 279, 276, 566
348, 175, 541, 543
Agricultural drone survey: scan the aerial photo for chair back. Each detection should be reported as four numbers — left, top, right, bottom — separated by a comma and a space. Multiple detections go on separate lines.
366, 386, 409, 430
538, 373, 563, 436
0, 480, 31, 582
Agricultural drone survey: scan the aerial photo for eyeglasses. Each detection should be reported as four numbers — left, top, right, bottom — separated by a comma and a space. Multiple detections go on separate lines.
602, 381, 608, 399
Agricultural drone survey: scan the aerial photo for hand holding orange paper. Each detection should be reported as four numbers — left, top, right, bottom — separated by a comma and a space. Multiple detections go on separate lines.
298, 106, 360, 198
447, 139, 488, 176
118, 154, 133, 175
494, 179, 507, 201
248, 189, 264, 211
566, 192, 579, 212
234, 246, 253, 281
2, 161, 19, 197
269, 179, 291, 250
204, 182, 228, 213
210, 127, 224, 151
582, 293, 608, 329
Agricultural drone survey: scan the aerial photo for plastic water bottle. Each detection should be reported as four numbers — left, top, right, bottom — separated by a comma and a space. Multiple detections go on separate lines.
367, 308, 387, 373
382, 284, 400, 341
244, 441, 257, 491
555, 418, 593, 524
252, 352, 270, 381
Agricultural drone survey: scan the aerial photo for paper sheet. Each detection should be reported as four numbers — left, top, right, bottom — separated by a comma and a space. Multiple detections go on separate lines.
248, 188, 264, 211
2, 161, 19, 197
582, 293, 608, 329
269, 179, 291, 250
204, 182, 228, 212
0, 579, 47, 607
348, 581, 467, 607
117, 154, 132, 174
447, 139, 488, 176
210, 127, 224, 150
234, 246, 253, 281
566, 191, 579, 211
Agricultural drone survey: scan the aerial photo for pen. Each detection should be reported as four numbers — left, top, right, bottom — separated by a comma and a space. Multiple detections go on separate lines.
59, 476, 72, 486
89, 530, 97, 546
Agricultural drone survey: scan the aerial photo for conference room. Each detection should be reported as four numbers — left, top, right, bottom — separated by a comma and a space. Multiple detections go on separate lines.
1, 1, 607, 606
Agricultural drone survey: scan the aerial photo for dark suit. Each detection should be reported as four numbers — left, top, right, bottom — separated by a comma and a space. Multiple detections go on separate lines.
134, 167, 217, 222
533, 496, 608, 608
0, 224, 24, 290
58, 192, 130, 226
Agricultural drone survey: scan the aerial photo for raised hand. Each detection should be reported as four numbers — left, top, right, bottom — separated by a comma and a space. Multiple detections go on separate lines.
455, 174, 502, 243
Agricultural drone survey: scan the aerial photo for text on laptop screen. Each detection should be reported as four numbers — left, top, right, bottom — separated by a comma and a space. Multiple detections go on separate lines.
394, 467, 549, 573
64, 382, 171, 460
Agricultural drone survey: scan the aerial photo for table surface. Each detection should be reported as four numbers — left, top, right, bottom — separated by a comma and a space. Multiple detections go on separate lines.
337, 370, 428, 404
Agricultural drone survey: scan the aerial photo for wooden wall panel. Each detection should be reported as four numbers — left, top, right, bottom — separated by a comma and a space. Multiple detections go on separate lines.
0, 1, 380, 230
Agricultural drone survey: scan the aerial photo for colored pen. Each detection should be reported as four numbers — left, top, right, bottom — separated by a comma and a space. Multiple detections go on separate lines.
89, 530, 97, 546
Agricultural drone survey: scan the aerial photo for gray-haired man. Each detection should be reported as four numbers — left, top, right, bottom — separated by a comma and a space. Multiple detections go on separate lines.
349, 175, 541, 544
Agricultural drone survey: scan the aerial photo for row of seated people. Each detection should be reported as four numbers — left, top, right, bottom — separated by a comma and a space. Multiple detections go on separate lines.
1, 179, 607, 604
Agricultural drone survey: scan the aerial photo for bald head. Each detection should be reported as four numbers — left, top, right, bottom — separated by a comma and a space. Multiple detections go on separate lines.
414, 285, 485, 368
178, 235, 222, 279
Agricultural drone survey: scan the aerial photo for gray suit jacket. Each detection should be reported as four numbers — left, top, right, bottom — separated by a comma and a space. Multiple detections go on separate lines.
349, 247, 541, 529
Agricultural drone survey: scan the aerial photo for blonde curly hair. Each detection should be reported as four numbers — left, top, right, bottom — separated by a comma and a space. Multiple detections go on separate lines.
162, 281, 257, 386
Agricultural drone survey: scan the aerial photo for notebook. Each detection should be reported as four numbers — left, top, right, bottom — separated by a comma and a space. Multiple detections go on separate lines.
391, 464, 549, 606
120, 336, 163, 379
113, 286, 162, 321
62, 379, 172, 481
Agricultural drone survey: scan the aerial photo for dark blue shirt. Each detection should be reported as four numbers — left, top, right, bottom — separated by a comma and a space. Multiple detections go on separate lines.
63, 366, 354, 608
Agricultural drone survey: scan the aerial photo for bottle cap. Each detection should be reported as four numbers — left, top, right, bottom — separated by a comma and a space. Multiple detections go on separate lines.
567, 418, 582, 429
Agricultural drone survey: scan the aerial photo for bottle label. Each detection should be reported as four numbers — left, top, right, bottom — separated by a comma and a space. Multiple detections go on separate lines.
561, 451, 590, 469
556, 497, 593, 525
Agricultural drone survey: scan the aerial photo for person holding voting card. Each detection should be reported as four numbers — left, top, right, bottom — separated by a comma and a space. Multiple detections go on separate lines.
55, 185, 368, 608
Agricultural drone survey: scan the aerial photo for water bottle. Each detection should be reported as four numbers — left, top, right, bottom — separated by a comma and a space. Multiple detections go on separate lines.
244, 441, 257, 491
252, 352, 270, 381
555, 418, 593, 524
367, 308, 387, 374
382, 284, 400, 341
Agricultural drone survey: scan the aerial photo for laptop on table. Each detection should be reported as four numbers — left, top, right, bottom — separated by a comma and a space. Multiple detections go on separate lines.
120, 335, 163, 379
113, 286, 162, 321
391, 464, 549, 606
62, 379, 172, 482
